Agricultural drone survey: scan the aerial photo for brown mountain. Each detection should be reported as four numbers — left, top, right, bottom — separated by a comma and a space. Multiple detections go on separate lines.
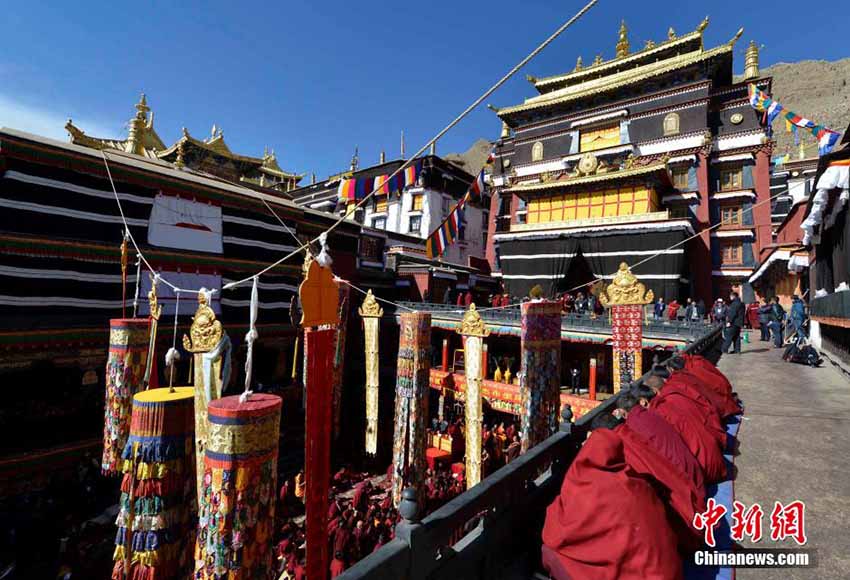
443, 138, 493, 173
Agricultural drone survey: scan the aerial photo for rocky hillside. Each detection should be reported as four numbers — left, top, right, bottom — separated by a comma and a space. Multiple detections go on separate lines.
745, 58, 850, 157
443, 138, 493, 174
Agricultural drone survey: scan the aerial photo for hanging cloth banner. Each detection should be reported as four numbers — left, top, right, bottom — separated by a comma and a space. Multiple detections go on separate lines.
748, 84, 841, 156
519, 300, 562, 454
358, 290, 383, 456
456, 304, 489, 490
337, 160, 422, 202
426, 151, 494, 259
332, 283, 351, 439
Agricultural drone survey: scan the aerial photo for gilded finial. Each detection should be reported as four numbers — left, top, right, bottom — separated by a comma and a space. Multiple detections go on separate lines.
147, 273, 162, 321
667, 27, 676, 40
574, 55, 583, 71
136, 93, 149, 115
501, 121, 511, 139
174, 141, 185, 169
615, 20, 630, 58
729, 27, 744, 46
697, 16, 709, 33
487, 104, 499, 112
644, 39, 656, 49
593, 54, 603, 66
358, 289, 383, 318
182, 291, 223, 353
456, 303, 490, 338
598, 262, 654, 307
743, 40, 760, 80
525, 74, 537, 83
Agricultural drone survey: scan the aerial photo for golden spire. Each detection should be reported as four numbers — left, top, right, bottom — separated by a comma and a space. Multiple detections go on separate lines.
743, 40, 760, 79
667, 26, 676, 40
127, 93, 150, 156
501, 121, 511, 139
696, 16, 709, 34
574, 55, 583, 71
615, 20, 630, 58
593, 54, 603, 66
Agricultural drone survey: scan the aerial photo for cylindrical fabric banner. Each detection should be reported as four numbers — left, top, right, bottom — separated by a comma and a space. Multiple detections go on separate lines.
103, 318, 151, 476
363, 316, 380, 455
113, 387, 195, 580
195, 393, 281, 580
464, 335, 483, 489
519, 301, 562, 453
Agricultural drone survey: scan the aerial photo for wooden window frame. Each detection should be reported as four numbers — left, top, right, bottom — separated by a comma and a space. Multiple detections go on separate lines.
408, 215, 421, 234
720, 165, 743, 191
721, 240, 742, 265
671, 167, 689, 190
720, 204, 743, 226
411, 194, 424, 211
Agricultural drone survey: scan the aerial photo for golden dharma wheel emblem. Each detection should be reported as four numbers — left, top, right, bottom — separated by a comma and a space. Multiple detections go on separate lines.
730, 113, 744, 125
577, 152, 599, 176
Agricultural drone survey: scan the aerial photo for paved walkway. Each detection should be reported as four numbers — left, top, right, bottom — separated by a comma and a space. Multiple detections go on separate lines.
718, 338, 850, 579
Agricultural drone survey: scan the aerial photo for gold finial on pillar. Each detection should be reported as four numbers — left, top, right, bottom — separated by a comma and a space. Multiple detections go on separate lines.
574, 55, 583, 71
182, 291, 223, 353
598, 262, 654, 307
744, 40, 760, 80
615, 20, 630, 58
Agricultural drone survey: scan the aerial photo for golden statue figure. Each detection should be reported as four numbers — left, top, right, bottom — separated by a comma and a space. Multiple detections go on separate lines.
182, 291, 223, 353
598, 262, 654, 307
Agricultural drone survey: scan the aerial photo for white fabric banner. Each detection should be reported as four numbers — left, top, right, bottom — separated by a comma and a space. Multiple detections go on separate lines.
148, 194, 223, 254
138, 272, 222, 316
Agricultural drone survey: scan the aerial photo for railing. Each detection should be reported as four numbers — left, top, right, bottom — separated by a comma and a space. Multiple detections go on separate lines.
338, 325, 723, 580
393, 301, 719, 343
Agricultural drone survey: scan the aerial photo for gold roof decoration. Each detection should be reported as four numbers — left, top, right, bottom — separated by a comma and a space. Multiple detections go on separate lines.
358, 289, 384, 318
148, 273, 162, 322
456, 303, 491, 338
615, 20, 630, 58
66, 93, 165, 159
183, 291, 224, 353
505, 160, 669, 193
574, 56, 583, 71
598, 262, 654, 307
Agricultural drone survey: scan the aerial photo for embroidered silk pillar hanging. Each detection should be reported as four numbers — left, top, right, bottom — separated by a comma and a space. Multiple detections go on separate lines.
194, 393, 282, 580
332, 284, 351, 440
391, 311, 431, 507
519, 300, 562, 453
299, 257, 340, 580
598, 262, 653, 393
183, 292, 231, 503
113, 387, 195, 580
102, 318, 150, 476
358, 290, 383, 456
456, 304, 490, 489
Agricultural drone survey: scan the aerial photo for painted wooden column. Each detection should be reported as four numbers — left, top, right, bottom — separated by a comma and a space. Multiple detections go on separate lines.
299, 258, 340, 580
588, 357, 597, 401
182, 293, 231, 503
599, 262, 654, 393
391, 312, 432, 506
457, 304, 490, 489
441, 338, 449, 371
519, 300, 562, 453
359, 290, 383, 456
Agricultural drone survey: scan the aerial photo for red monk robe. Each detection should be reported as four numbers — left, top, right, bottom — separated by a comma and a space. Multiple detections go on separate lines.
679, 355, 740, 417
618, 423, 705, 549
662, 376, 727, 448
542, 429, 683, 580
673, 368, 740, 419
649, 393, 727, 483
624, 404, 705, 493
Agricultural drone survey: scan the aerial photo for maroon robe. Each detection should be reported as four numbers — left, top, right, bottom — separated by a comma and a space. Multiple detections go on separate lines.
541, 429, 683, 580
662, 376, 727, 448
624, 405, 705, 492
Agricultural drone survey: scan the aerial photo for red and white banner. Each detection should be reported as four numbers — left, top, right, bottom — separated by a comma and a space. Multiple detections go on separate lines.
147, 194, 223, 254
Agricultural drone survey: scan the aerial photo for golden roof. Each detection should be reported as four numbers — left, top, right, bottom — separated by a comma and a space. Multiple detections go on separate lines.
65, 93, 165, 159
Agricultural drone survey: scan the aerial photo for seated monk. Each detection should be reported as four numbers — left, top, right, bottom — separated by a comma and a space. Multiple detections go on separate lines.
650, 367, 727, 448
668, 356, 740, 418
639, 380, 727, 484
542, 425, 682, 580
616, 391, 705, 493
681, 353, 734, 396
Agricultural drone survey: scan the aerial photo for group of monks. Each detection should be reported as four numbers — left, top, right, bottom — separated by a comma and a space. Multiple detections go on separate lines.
542, 353, 740, 580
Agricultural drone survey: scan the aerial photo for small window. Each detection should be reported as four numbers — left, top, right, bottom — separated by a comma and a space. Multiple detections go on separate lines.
720, 205, 742, 225
663, 112, 680, 136
409, 215, 421, 233
721, 241, 742, 264
720, 166, 743, 191
373, 197, 388, 213
353, 209, 365, 224
411, 194, 424, 212
372, 216, 387, 229
531, 141, 544, 162
671, 167, 689, 190
669, 205, 690, 219
441, 197, 450, 215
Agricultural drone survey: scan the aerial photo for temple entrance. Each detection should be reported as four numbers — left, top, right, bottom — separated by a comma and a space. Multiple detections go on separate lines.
555, 252, 595, 295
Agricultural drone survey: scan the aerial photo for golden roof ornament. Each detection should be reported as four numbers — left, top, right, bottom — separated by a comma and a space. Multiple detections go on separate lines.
645, 39, 656, 49
615, 20, 630, 58
574, 56, 583, 71
456, 303, 490, 338
697, 16, 709, 34
525, 74, 537, 83
729, 27, 744, 47
501, 121, 511, 139
667, 27, 676, 40
593, 54, 603, 66
182, 291, 223, 353
148, 273, 162, 322
743, 40, 760, 80
598, 262, 654, 307
358, 289, 383, 318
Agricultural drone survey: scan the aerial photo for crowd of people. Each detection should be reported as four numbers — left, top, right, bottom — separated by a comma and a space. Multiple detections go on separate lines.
542, 353, 740, 579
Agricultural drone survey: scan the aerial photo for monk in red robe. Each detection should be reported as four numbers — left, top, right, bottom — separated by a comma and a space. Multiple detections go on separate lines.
640, 379, 727, 484
649, 367, 727, 448
616, 391, 705, 493
542, 428, 683, 580
681, 354, 733, 396
669, 356, 740, 418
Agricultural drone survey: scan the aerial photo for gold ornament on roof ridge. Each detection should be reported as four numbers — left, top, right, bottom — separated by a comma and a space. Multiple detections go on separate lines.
182, 291, 223, 353
598, 262, 654, 307
615, 20, 630, 58
457, 303, 490, 338
358, 289, 384, 318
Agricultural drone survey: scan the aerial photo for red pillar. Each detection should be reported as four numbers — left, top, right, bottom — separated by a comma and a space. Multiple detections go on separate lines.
588, 357, 597, 401
753, 149, 774, 257
692, 150, 714, 305
482, 343, 489, 380
441, 338, 449, 372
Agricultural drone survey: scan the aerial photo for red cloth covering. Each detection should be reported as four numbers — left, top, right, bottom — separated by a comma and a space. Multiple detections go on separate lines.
682, 355, 737, 407
330, 558, 346, 578
618, 424, 705, 549
650, 393, 727, 484
425, 447, 452, 470
673, 368, 739, 419
662, 376, 727, 448
624, 405, 705, 493
542, 429, 683, 580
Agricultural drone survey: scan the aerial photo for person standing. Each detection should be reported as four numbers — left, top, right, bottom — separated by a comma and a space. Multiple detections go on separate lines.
570, 365, 581, 394
790, 295, 807, 340
574, 292, 588, 315
711, 299, 727, 324
757, 299, 771, 341
654, 297, 665, 319
768, 296, 785, 348
722, 291, 744, 354
696, 299, 706, 321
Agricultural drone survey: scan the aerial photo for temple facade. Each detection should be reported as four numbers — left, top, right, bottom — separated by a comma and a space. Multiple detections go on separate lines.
66, 94, 303, 192
486, 19, 774, 304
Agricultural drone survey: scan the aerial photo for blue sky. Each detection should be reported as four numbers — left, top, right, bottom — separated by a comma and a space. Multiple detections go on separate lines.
0, 1, 845, 179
